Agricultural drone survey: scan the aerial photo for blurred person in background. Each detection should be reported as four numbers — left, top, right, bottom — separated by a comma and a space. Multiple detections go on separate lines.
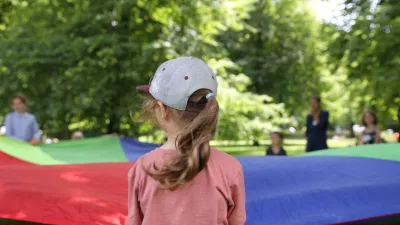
4, 94, 41, 144
397, 107, 400, 142
358, 109, 382, 145
397, 107, 400, 121
266, 131, 287, 156
71, 131, 85, 140
306, 96, 329, 152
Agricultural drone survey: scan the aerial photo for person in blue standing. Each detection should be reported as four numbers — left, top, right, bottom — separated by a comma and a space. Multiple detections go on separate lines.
306, 96, 329, 152
4, 95, 41, 144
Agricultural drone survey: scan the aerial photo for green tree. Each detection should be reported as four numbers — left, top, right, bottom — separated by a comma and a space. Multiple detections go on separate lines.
0, 0, 13, 34
0, 0, 290, 141
219, 0, 326, 122
0, 0, 169, 138
326, 0, 400, 126
209, 59, 291, 141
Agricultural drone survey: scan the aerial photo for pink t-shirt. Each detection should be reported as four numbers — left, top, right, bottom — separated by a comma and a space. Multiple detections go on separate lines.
127, 148, 246, 225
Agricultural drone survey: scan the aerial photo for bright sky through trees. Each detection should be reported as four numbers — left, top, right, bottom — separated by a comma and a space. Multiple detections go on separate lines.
309, 0, 345, 24
309, 0, 379, 26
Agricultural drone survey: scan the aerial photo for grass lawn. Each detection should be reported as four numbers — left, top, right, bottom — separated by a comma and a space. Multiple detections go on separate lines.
218, 138, 356, 156
0, 220, 46, 225
362, 219, 400, 225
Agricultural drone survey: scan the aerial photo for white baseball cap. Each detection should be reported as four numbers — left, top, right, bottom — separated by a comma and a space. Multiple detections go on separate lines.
136, 56, 218, 110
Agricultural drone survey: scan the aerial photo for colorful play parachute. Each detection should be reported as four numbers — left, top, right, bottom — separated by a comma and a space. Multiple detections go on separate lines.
0, 136, 400, 225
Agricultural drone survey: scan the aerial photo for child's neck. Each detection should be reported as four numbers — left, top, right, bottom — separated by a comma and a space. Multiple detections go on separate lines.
160, 134, 179, 150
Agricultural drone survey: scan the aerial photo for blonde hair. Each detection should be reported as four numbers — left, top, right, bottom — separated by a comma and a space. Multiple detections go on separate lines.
141, 89, 219, 190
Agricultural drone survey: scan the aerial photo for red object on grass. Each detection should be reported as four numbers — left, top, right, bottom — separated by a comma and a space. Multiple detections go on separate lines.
0, 158, 133, 225
0, 151, 32, 166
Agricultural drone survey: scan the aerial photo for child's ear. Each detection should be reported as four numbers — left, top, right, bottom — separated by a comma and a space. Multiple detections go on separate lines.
156, 101, 169, 120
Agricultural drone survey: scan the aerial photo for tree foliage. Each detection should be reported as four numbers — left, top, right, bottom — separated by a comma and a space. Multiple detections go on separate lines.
219, 0, 326, 116
0, 0, 168, 138
209, 59, 291, 141
0, 0, 398, 140
326, 0, 400, 126
0, 0, 289, 140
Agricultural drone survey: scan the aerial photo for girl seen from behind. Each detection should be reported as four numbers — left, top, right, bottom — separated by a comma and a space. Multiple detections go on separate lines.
266, 131, 287, 156
128, 57, 246, 225
358, 109, 382, 145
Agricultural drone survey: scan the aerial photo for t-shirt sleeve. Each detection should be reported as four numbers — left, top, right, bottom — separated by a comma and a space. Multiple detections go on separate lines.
305, 114, 311, 137
228, 166, 246, 225
324, 111, 330, 130
31, 116, 41, 140
316, 111, 329, 130
4, 114, 15, 137
127, 163, 143, 225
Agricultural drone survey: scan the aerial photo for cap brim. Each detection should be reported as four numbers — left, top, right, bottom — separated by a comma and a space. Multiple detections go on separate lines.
136, 85, 150, 93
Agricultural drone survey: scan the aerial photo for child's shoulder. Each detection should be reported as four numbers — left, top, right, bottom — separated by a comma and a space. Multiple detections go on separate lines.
210, 149, 243, 171
211, 148, 238, 160
128, 148, 164, 176
141, 147, 164, 157
136, 148, 167, 166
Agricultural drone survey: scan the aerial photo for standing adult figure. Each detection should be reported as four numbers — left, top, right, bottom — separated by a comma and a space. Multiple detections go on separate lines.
4, 95, 41, 144
306, 96, 329, 152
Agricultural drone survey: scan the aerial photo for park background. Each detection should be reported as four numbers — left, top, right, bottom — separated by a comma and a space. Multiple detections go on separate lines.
0, 0, 399, 156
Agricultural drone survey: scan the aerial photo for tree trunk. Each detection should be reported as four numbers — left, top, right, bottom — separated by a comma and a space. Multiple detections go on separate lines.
349, 121, 355, 138
107, 106, 120, 134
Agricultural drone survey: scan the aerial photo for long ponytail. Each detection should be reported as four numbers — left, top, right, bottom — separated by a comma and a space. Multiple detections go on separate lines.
141, 89, 219, 190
